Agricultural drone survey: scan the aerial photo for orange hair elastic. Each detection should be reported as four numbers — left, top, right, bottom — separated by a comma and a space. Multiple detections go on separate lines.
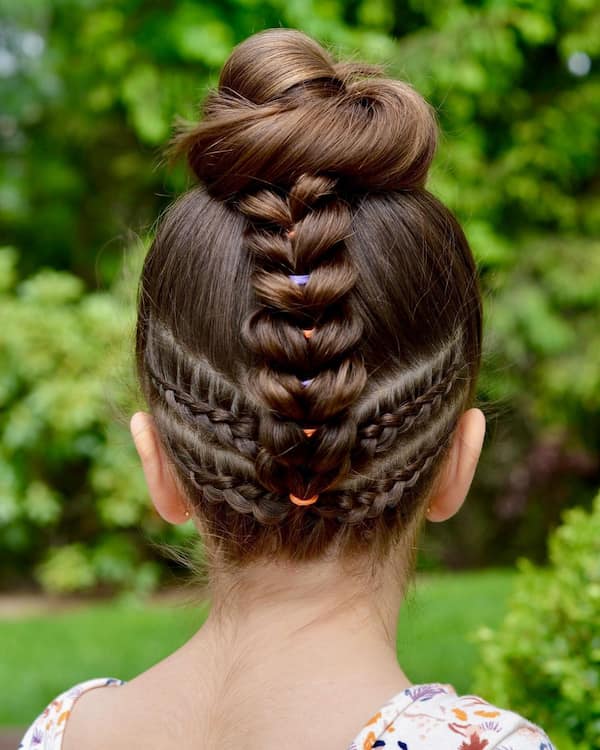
302, 328, 315, 339
302, 427, 317, 437
289, 493, 319, 506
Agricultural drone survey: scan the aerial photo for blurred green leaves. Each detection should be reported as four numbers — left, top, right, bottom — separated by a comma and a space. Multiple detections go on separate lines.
0, 245, 191, 592
474, 491, 600, 746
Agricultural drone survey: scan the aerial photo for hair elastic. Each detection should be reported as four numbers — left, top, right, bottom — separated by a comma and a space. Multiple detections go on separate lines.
302, 328, 315, 339
302, 427, 317, 437
289, 273, 310, 285
300, 378, 314, 387
289, 493, 319, 506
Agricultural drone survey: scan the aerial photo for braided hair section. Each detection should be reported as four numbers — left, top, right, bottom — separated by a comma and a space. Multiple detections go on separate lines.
140, 297, 469, 527
237, 173, 366, 503
166, 28, 439, 508
143, 318, 259, 462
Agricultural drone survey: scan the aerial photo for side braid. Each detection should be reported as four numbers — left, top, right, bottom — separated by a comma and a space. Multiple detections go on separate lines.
143, 316, 260, 459
355, 347, 464, 463
148, 372, 259, 460
237, 173, 367, 502
338, 424, 456, 525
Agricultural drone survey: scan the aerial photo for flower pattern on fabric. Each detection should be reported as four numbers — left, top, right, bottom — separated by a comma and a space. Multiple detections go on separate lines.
18, 678, 556, 750
347, 683, 556, 750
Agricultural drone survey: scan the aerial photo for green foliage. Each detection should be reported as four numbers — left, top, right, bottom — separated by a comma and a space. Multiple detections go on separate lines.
473, 491, 600, 747
0, 246, 194, 593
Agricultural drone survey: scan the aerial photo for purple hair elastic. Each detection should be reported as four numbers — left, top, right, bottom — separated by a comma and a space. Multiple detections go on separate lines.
301, 378, 314, 388
289, 273, 310, 286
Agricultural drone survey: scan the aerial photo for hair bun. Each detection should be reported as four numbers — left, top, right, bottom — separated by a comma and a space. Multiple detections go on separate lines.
170, 28, 438, 198
219, 28, 343, 105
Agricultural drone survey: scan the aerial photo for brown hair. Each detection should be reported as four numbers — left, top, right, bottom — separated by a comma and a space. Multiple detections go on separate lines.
135, 28, 482, 571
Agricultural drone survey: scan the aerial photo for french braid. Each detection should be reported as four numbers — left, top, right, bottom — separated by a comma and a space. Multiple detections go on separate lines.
135, 28, 482, 562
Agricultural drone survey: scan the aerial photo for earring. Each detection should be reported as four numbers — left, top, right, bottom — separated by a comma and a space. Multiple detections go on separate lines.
184, 509, 190, 518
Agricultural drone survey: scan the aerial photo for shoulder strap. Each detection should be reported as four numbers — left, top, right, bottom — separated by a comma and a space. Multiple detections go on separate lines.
18, 677, 123, 750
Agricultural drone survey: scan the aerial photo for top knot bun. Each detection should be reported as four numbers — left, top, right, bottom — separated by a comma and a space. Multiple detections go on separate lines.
170, 28, 438, 199
219, 28, 343, 105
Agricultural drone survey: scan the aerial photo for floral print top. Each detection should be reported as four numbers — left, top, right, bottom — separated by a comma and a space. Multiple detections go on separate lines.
19, 678, 556, 749
349, 682, 556, 750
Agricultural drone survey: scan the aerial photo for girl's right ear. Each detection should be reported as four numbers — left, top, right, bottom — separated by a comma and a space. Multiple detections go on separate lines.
130, 411, 191, 524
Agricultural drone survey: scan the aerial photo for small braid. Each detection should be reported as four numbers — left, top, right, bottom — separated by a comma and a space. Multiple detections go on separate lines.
338, 427, 455, 524
143, 317, 260, 459
189, 473, 287, 527
148, 372, 259, 460
238, 173, 367, 502
355, 358, 463, 463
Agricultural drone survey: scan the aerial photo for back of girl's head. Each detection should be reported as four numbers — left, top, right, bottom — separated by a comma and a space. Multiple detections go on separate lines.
135, 28, 482, 572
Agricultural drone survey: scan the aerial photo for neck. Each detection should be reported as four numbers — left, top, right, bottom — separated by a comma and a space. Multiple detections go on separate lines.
122, 555, 417, 749
190, 555, 413, 693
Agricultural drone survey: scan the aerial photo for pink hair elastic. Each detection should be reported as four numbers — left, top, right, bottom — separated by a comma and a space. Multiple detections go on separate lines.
289, 273, 310, 285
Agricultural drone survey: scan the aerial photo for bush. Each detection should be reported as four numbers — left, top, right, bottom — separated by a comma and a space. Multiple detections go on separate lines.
0, 246, 193, 593
473, 491, 600, 748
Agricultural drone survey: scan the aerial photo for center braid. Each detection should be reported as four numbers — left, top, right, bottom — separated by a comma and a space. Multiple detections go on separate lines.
237, 173, 367, 505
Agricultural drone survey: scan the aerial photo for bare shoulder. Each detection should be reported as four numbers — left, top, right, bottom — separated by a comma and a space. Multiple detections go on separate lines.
61, 672, 193, 750
61, 679, 125, 750
18, 679, 123, 750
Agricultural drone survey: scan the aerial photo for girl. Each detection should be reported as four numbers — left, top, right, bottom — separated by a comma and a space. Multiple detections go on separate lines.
20, 27, 555, 750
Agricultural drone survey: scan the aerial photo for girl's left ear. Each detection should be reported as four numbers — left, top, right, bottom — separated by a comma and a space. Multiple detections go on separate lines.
130, 411, 191, 524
